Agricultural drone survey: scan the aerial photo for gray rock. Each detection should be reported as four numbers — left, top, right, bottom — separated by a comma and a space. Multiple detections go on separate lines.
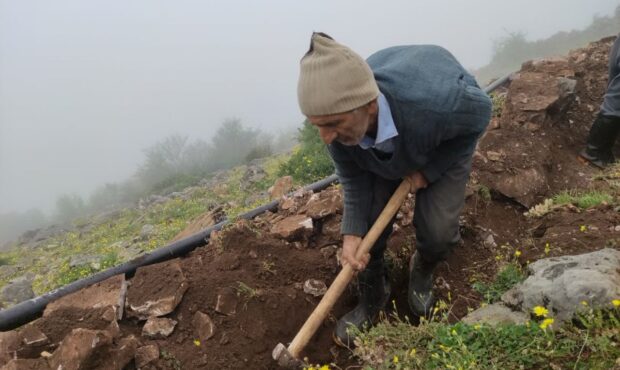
0, 265, 18, 280
135, 344, 160, 367
140, 224, 155, 240
0, 275, 35, 305
192, 311, 215, 341
501, 248, 620, 322
303, 279, 327, 297
462, 303, 528, 326
69, 254, 101, 268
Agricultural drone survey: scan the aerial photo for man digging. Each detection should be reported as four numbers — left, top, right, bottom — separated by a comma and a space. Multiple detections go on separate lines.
297, 32, 492, 347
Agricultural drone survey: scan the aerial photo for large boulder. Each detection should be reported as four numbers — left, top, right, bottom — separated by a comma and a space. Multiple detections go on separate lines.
502, 248, 620, 322
126, 259, 188, 320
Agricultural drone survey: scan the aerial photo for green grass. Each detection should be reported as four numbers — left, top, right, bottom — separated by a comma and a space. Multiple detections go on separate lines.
552, 190, 613, 209
2, 154, 294, 297
355, 306, 620, 370
472, 263, 525, 304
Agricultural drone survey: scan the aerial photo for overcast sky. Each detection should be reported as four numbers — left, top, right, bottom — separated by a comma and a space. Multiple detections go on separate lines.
1, 0, 618, 214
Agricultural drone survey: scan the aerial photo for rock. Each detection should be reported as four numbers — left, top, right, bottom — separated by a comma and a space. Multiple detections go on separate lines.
493, 167, 548, 208
501, 248, 620, 322
48, 328, 113, 370
320, 245, 338, 260
268, 176, 293, 199
215, 287, 238, 316
486, 151, 502, 161
126, 259, 189, 320
104, 335, 139, 370
0, 265, 18, 280
135, 344, 160, 367
19, 325, 48, 347
270, 215, 313, 241
279, 196, 296, 211
171, 206, 225, 242
72, 254, 103, 270
483, 233, 497, 249
142, 317, 177, 339
0, 275, 34, 306
192, 311, 215, 341
303, 191, 342, 219
462, 303, 528, 326
44, 274, 126, 320
0, 331, 21, 365
140, 224, 155, 240
303, 279, 327, 297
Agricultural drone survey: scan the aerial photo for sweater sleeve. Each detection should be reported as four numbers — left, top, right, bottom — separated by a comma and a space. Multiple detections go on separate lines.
327, 144, 373, 236
420, 132, 479, 183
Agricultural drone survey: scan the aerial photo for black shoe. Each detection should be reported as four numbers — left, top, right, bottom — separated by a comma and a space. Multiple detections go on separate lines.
580, 114, 620, 168
334, 259, 390, 347
408, 252, 437, 317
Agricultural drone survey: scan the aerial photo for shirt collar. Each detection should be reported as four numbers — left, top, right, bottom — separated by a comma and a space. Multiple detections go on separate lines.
359, 92, 398, 150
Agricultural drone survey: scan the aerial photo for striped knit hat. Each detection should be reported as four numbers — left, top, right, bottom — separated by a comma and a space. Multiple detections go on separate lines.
297, 32, 379, 116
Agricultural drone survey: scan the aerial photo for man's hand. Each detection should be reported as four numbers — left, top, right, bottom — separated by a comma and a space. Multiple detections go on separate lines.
407, 171, 428, 193
341, 234, 369, 271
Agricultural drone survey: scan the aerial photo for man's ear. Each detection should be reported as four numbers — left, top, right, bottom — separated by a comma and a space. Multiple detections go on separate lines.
368, 99, 379, 115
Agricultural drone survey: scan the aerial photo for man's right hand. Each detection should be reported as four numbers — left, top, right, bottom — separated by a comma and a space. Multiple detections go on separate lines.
341, 234, 369, 271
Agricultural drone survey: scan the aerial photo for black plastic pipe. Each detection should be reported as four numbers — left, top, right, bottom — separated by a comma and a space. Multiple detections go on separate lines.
0, 73, 509, 331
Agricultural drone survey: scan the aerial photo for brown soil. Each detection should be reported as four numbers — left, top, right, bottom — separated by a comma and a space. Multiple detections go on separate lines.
4, 36, 620, 370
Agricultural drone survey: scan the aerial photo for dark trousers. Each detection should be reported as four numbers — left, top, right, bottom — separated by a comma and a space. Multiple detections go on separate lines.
366, 153, 473, 264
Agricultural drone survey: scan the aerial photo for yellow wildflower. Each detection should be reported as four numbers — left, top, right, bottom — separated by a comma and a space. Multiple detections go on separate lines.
612, 299, 620, 307
319, 366, 330, 370
409, 348, 417, 357
514, 250, 522, 257
539, 318, 554, 330
193, 339, 201, 346
544, 243, 551, 255
393, 356, 399, 364
581, 300, 589, 306
451, 329, 457, 335
532, 306, 549, 317
580, 225, 587, 232
474, 324, 481, 330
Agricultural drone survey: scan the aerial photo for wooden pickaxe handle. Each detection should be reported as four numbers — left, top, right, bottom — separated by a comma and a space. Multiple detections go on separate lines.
282, 178, 413, 360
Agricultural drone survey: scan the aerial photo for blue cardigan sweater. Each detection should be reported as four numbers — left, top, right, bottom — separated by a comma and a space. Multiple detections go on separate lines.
328, 45, 492, 236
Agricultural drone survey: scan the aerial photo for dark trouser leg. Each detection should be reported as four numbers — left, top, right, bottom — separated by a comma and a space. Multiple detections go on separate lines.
580, 113, 620, 168
409, 153, 473, 316
333, 175, 399, 347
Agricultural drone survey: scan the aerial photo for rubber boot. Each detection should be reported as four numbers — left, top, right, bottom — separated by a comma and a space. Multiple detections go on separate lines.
333, 259, 391, 348
580, 114, 620, 168
408, 251, 437, 317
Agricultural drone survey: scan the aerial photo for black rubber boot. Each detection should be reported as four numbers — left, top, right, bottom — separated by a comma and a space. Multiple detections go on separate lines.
580, 114, 620, 168
408, 251, 437, 317
333, 259, 391, 348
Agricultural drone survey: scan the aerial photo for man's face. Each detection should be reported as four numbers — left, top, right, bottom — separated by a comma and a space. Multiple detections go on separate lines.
308, 101, 377, 146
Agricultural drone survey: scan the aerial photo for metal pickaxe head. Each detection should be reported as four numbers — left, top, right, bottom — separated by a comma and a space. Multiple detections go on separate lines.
272, 343, 304, 369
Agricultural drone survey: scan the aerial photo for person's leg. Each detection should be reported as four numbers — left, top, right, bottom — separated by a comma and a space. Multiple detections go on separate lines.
334, 174, 400, 347
409, 153, 472, 316
580, 113, 620, 168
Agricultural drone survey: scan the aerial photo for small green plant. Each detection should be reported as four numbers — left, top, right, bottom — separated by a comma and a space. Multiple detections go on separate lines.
472, 263, 525, 303
478, 185, 492, 202
261, 260, 276, 275
490, 92, 506, 118
552, 190, 612, 209
236, 281, 260, 299
160, 349, 182, 370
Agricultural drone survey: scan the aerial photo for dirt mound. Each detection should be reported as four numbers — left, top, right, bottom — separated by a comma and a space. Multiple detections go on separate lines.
2, 36, 620, 369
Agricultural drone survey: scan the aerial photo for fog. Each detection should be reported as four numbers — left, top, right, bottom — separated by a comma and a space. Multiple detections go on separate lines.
1, 0, 618, 216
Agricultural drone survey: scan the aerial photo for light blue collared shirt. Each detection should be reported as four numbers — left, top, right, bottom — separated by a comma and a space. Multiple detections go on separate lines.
358, 92, 398, 153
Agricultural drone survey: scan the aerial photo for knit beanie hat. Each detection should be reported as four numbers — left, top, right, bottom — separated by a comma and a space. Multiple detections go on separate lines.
297, 32, 379, 116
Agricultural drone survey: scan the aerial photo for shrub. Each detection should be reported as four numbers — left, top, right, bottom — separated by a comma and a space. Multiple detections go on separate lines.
278, 121, 334, 183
